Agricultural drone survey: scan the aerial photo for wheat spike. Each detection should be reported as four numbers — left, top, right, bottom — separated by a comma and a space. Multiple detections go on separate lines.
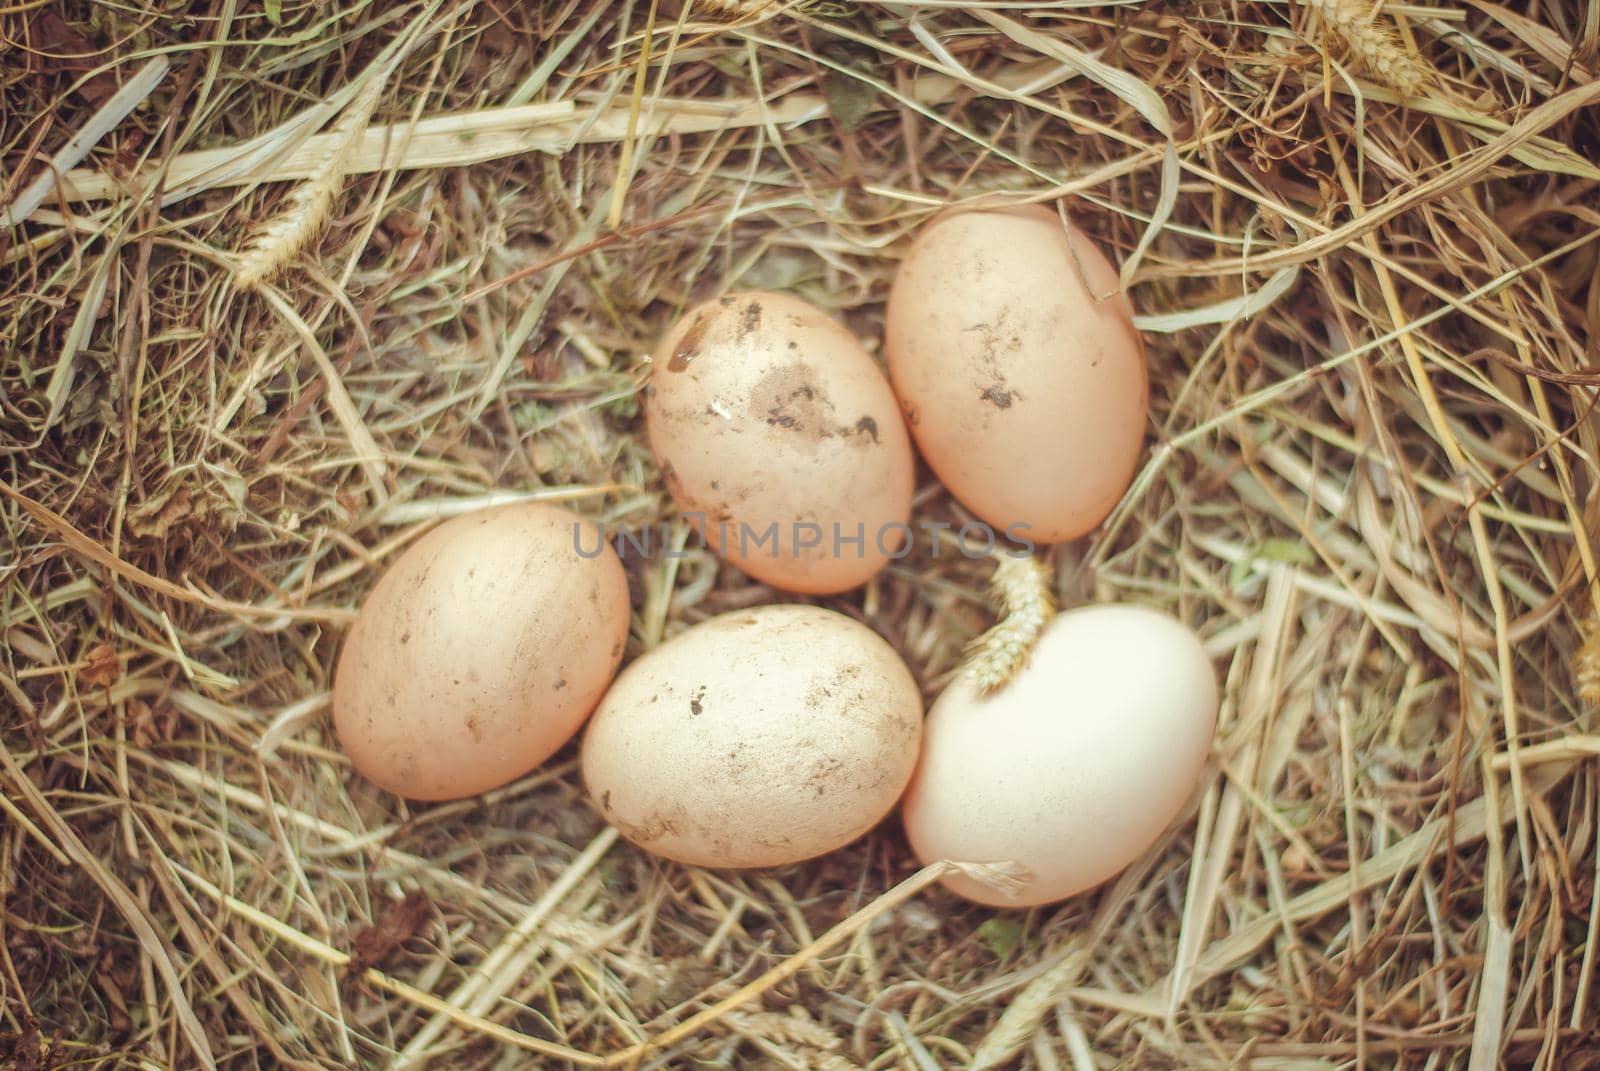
962, 552, 1055, 696
724, 1009, 861, 1070
1577, 611, 1600, 706
1307, 0, 1429, 98
724, 1010, 844, 1051
970, 951, 1082, 1071
695, 0, 834, 18
233, 75, 388, 290
694, 0, 772, 15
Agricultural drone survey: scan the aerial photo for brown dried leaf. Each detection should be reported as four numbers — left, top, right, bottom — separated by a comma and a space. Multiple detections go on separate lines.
127, 699, 176, 748
5, 1018, 43, 1071
128, 485, 194, 540
78, 643, 119, 689
29, 11, 118, 107
349, 891, 431, 973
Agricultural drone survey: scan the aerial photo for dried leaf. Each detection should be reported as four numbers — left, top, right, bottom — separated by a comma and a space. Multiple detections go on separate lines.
128, 486, 194, 540
127, 699, 175, 748
79, 643, 119, 689
4, 1017, 44, 1071
29, 11, 118, 106
349, 891, 431, 973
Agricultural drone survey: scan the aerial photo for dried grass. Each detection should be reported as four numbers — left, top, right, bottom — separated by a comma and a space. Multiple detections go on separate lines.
4, 1, 1600, 1068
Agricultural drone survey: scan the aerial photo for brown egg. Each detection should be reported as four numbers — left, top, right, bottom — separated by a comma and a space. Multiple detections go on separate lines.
885, 205, 1148, 544
332, 502, 630, 801
901, 604, 1217, 908
581, 604, 923, 868
645, 291, 915, 594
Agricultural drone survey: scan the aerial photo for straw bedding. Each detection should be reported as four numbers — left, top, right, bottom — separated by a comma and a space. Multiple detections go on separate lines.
3, 1, 1600, 1067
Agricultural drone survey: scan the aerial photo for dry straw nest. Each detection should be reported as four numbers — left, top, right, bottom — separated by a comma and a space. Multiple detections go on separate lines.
3, 1, 1600, 1068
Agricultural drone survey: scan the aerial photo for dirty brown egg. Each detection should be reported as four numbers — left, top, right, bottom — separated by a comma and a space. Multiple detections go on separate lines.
645, 291, 914, 594
581, 604, 923, 868
885, 204, 1148, 544
333, 502, 630, 801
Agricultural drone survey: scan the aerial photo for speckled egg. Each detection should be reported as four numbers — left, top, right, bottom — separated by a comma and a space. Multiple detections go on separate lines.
885, 205, 1148, 544
581, 604, 923, 868
645, 291, 915, 594
333, 502, 630, 801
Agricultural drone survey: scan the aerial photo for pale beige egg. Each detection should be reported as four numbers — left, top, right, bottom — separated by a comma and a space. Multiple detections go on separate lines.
581, 604, 923, 868
885, 204, 1148, 544
901, 604, 1217, 908
645, 291, 915, 594
332, 502, 630, 801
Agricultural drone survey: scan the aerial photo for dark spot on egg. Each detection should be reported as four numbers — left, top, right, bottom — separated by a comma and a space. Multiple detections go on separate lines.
739, 300, 762, 339
667, 312, 710, 372
980, 384, 1017, 409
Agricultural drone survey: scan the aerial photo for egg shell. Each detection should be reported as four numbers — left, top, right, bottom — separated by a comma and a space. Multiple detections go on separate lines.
645, 291, 915, 594
885, 205, 1148, 544
900, 604, 1217, 908
581, 604, 923, 868
333, 502, 630, 801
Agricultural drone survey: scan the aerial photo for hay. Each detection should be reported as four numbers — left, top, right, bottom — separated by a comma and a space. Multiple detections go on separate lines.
3, 0, 1599, 1067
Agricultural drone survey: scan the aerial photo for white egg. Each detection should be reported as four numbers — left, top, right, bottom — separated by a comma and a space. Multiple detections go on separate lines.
900, 604, 1218, 907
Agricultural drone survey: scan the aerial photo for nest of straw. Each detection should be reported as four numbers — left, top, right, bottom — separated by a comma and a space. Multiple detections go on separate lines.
4, 1, 1600, 1067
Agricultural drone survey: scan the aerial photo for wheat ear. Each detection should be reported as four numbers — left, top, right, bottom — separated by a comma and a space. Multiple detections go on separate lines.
723, 1010, 859, 1069
1307, 0, 1429, 98
962, 552, 1055, 696
233, 75, 387, 290
694, 0, 772, 15
1577, 609, 1600, 706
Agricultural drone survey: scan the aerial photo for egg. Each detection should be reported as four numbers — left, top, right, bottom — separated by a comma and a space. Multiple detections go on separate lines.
332, 502, 630, 801
900, 604, 1217, 907
581, 604, 923, 868
884, 204, 1148, 545
645, 291, 914, 594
